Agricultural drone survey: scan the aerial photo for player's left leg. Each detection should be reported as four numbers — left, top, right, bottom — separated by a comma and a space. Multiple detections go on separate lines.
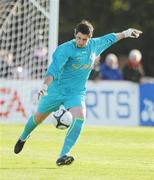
56, 104, 86, 166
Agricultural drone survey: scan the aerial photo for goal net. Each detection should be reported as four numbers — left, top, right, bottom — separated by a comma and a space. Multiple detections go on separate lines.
0, 0, 50, 79
0, 0, 58, 122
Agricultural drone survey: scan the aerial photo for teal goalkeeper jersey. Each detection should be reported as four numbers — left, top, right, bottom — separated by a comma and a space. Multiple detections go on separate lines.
46, 33, 118, 95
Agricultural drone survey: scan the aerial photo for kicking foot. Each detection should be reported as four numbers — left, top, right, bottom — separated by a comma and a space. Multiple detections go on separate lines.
14, 139, 26, 154
56, 155, 74, 166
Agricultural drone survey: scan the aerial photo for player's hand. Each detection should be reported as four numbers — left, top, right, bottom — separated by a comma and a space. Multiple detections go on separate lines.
122, 28, 143, 38
38, 83, 48, 100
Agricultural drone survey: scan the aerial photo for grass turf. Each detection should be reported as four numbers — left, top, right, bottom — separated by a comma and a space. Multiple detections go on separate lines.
0, 124, 154, 180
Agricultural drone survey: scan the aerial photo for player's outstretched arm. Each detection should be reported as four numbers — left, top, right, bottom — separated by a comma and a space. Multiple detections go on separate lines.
115, 28, 143, 41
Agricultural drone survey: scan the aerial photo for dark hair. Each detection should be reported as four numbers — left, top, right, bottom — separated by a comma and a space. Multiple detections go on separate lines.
74, 20, 94, 36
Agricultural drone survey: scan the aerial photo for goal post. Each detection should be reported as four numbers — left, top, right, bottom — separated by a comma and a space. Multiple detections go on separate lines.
49, 0, 59, 63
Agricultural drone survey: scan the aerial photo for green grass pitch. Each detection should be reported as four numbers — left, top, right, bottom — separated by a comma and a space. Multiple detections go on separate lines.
0, 124, 154, 180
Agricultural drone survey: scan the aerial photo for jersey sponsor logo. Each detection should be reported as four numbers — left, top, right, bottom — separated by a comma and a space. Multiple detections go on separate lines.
72, 52, 96, 70
72, 63, 93, 70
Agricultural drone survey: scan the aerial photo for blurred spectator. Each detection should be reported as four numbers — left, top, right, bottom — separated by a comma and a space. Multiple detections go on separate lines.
122, 49, 145, 83
100, 53, 122, 80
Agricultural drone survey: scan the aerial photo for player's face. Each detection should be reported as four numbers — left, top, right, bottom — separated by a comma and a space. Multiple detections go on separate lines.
75, 32, 91, 48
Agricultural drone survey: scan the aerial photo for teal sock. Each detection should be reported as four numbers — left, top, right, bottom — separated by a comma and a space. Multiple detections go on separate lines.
20, 115, 38, 141
59, 118, 84, 158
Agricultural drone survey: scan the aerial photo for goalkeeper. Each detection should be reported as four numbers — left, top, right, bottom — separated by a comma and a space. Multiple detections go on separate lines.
14, 20, 142, 166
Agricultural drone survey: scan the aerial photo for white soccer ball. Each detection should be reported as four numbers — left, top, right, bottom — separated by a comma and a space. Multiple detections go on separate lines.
51, 108, 73, 129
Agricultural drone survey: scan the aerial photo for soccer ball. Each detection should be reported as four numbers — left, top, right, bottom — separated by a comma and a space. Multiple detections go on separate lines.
51, 108, 73, 129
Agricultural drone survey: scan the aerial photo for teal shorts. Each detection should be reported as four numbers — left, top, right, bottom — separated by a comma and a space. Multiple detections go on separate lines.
37, 84, 86, 113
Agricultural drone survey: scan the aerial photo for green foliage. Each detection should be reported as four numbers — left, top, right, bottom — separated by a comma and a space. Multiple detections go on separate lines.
59, 0, 154, 76
111, 0, 130, 11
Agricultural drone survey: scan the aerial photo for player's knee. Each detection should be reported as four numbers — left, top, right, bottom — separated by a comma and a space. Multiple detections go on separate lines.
34, 112, 49, 124
75, 111, 85, 120
69, 107, 85, 120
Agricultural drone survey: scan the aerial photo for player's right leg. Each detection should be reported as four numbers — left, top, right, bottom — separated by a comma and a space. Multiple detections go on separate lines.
14, 82, 63, 154
14, 90, 61, 154
14, 112, 49, 154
